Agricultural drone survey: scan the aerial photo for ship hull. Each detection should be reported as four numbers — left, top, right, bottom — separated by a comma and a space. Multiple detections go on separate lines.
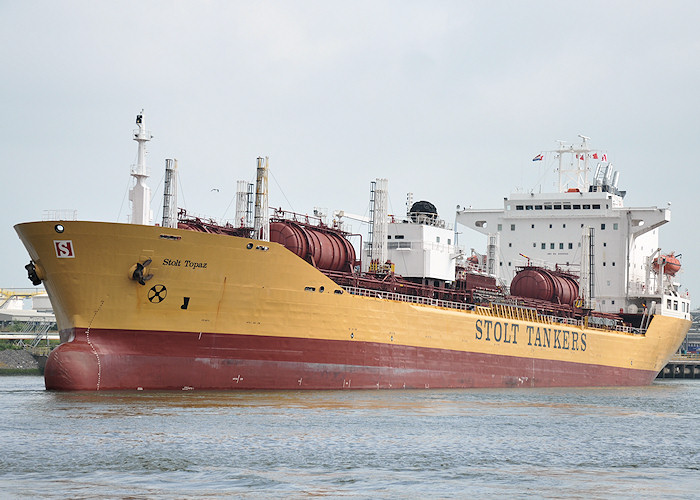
16, 220, 690, 391
45, 328, 658, 391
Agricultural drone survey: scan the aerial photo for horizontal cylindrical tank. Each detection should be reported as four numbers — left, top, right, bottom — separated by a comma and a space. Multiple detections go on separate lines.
652, 253, 681, 276
510, 268, 579, 306
270, 220, 355, 272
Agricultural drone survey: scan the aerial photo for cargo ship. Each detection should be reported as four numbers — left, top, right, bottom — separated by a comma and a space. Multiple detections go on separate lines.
15, 115, 691, 390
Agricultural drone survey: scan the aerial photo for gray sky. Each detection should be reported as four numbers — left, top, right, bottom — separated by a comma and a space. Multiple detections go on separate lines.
2, 1, 699, 298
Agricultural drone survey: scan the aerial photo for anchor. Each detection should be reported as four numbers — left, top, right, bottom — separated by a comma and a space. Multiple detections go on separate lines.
131, 258, 153, 285
25, 261, 42, 286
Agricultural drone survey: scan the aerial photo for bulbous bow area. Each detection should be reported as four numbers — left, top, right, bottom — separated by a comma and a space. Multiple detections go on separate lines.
44, 334, 100, 391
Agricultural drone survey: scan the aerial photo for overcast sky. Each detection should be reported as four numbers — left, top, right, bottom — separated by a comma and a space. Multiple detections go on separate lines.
2, 1, 699, 299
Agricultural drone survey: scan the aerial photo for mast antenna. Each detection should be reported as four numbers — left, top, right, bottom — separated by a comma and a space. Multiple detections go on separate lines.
555, 135, 591, 193
129, 110, 153, 225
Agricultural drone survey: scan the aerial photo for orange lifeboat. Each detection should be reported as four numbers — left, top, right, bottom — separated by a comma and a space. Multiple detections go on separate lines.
652, 252, 681, 276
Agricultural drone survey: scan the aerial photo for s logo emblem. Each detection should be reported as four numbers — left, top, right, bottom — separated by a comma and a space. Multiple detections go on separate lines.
54, 240, 75, 258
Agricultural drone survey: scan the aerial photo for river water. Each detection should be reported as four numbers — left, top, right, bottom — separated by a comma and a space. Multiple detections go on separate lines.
0, 376, 698, 499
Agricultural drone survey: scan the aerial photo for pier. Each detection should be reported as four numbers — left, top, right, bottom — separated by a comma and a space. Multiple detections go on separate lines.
657, 310, 700, 379
657, 356, 700, 379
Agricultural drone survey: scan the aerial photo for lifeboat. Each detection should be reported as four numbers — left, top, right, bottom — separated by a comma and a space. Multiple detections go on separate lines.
652, 252, 681, 276
510, 267, 579, 306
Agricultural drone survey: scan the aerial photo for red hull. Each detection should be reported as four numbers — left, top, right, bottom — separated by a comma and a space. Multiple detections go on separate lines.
45, 329, 658, 391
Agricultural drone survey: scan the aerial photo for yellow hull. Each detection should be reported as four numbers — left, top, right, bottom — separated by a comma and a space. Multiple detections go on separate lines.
15, 221, 690, 390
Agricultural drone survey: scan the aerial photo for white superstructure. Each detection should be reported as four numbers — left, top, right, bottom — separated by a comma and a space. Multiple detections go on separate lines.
382, 201, 458, 283
457, 138, 690, 320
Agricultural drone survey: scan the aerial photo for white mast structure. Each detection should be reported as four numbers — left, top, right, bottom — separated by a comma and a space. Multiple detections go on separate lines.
369, 178, 388, 269
556, 134, 591, 192
129, 111, 153, 225
253, 157, 269, 241
235, 180, 249, 227
161, 159, 178, 229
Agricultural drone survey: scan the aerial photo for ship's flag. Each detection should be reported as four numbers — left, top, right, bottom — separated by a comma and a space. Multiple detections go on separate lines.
592, 153, 599, 159
602, 153, 607, 162
532, 154, 543, 161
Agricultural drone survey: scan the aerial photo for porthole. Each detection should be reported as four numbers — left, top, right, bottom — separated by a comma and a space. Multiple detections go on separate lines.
54, 224, 64, 233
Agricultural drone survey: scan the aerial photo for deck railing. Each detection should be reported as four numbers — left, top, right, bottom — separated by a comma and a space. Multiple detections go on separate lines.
343, 286, 473, 311
342, 285, 644, 335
